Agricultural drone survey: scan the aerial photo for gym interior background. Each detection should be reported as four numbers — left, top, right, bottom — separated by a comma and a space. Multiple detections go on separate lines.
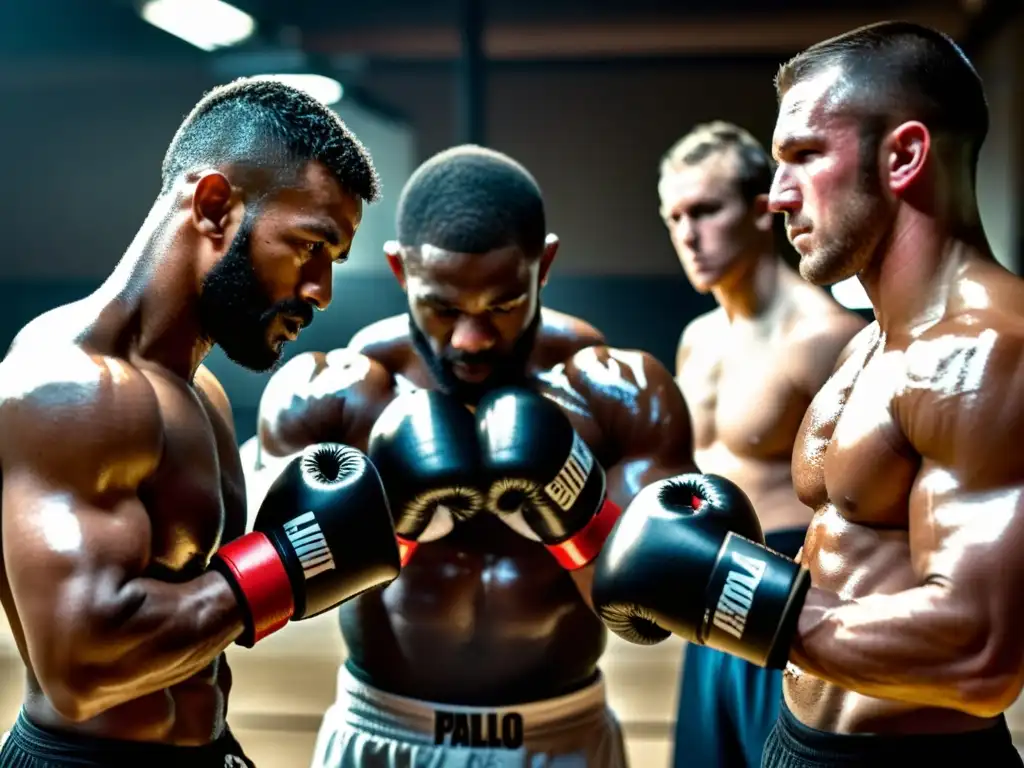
0, 0, 1022, 764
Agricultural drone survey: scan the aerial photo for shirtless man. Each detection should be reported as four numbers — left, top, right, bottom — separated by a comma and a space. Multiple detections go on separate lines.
591, 21, 1024, 766
248, 144, 698, 767
658, 121, 864, 766
0, 78, 401, 767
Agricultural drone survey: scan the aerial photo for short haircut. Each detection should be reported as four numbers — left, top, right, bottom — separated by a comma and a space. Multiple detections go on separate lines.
660, 121, 774, 204
161, 77, 380, 203
775, 21, 988, 165
396, 145, 546, 256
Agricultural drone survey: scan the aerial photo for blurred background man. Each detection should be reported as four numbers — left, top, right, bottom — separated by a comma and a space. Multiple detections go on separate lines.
658, 121, 865, 767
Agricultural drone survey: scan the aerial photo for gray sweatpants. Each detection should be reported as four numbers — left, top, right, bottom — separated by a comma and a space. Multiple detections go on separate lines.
310, 664, 628, 768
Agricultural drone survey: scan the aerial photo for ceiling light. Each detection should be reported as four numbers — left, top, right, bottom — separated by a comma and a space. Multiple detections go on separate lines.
140, 0, 256, 52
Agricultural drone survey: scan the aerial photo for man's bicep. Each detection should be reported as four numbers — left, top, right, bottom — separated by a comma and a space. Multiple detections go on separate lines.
910, 469, 1024, 580
904, 333, 1024, 688
907, 460, 1024, 711
3, 467, 154, 672
601, 351, 698, 504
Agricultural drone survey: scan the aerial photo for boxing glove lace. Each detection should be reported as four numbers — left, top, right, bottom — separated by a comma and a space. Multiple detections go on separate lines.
591, 473, 810, 669
210, 443, 401, 647
368, 390, 485, 565
475, 387, 621, 570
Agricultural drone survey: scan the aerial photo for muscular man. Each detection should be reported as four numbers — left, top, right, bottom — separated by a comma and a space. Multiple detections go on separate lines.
248, 144, 698, 767
591, 21, 1024, 766
658, 121, 864, 766
0, 78, 401, 767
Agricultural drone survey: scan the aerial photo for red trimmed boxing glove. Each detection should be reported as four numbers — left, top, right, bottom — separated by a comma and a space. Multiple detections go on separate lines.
475, 387, 621, 569
210, 443, 401, 647
368, 390, 484, 566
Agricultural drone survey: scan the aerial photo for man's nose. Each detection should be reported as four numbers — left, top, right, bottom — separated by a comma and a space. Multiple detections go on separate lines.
298, 261, 333, 310
451, 314, 496, 354
768, 168, 800, 214
674, 217, 697, 248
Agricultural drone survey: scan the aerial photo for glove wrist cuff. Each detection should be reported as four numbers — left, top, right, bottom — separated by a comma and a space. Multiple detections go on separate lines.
547, 497, 622, 570
212, 531, 295, 648
700, 531, 808, 669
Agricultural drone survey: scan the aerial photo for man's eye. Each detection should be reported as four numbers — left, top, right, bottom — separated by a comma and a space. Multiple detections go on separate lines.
305, 241, 326, 255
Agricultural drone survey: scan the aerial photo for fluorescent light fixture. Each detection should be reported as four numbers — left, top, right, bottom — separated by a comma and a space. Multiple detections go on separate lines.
254, 73, 344, 106
141, 0, 256, 52
830, 276, 872, 310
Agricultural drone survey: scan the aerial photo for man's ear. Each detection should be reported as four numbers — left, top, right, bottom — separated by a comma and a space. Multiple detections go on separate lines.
539, 234, 559, 286
384, 240, 406, 290
191, 171, 236, 243
886, 121, 930, 196
751, 193, 773, 232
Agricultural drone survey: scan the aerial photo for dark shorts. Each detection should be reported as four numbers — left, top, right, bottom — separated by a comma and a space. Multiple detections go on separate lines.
762, 699, 1023, 767
0, 711, 256, 768
673, 526, 807, 768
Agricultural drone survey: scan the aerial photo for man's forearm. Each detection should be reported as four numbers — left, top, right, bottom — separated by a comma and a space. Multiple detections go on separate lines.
62, 571, 244, 720
791, 584, 1011, 715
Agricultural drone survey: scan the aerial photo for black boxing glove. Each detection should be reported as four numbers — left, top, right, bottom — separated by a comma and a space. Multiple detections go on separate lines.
210, 443, 401, 647
368, 390, 484, 565
591, 473, 810, 670
476, 387, 621, 570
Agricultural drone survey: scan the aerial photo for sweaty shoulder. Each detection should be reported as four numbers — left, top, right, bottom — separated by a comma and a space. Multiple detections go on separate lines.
536, 307, 606, 369
348, 313, 414, 371
561, 345, 692, 458
786, 281, 866, 345
257, 344, 394, 456
897, 312, 1024, 485
0, 346, 163, 494
678, 308, 725, 353
782, 283, 868, 393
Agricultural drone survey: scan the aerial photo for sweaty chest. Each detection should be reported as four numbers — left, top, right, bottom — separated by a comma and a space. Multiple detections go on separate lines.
793, 342, 918, 526
682, 342, 808, 461
141, 375, 241, 577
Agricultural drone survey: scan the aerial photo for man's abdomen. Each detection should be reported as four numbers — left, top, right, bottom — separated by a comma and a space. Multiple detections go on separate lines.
24, 664, 228, 745
339, 521, 605, 705
695, 444, 811, 532
784, 513, 995, 735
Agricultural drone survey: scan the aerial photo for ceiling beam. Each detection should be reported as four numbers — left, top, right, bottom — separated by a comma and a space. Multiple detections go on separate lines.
306, 8, 969, 61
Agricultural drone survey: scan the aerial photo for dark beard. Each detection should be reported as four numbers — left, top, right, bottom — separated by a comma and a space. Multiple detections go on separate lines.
198, 212, 314, 372
409, 310, 540, 406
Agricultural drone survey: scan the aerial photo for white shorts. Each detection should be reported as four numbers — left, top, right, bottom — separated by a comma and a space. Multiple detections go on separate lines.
310, 664, 628, 768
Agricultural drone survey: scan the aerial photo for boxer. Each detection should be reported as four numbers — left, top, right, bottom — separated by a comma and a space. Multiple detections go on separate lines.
0, 78, 400, 767
658, 121, 864, 766
591, 21, 1024, 767
248, 145, 698, 767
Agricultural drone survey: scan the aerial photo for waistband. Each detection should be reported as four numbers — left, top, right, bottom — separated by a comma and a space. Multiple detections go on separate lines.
2, 710, 245, 767
775, 700, 1017, 763
764, 526, 807, 560
327, 662, 611, 746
